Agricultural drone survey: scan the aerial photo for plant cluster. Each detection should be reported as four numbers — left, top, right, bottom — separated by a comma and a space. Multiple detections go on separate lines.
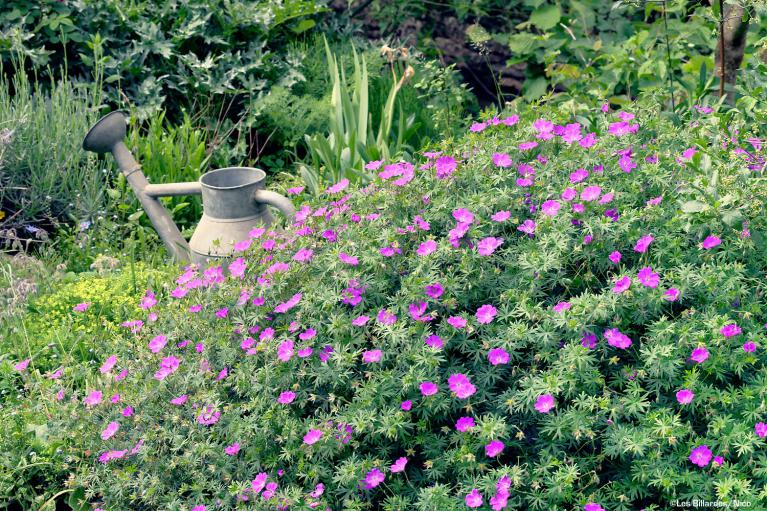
6, 97, 767, 510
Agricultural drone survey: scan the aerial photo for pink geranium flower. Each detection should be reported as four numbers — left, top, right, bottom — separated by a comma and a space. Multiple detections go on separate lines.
278, 391, 296, 404
101, 421, 120, 440
148, 334, 168, 353
448, 373, 476, 399
535, 394, 555, 413
637, 267, 660, 288
743, 341, 757, 353
363, 468, 385, 489
720, 323, 741, 338
676, 389, 694, 404
72, 300, 93, 313
465, 489, 483, 508
477, 237, 503, 255
690, 346, 709, 363
475, 304, 497, 324
634, 234, 654, 253
420, 381, 438, 396
362, 350, 383, 363
390, 457, 408, 473
702, 235, 721, 249
488, 348, 509, 365
540, 200, 560, 216
417, 240, 437, 256
456, 416, 476, 431
755, 422, 767, 438
224, 443, 240, 456
553, 301, 571, 313
491, 210, 511, 222
584, 504, 605, 511
613, 276, 631, 294
447, 316, 467, 329
664, 288, 680, 301
83, 390, 103, 407
689, 444, 712, 467
580, 185, 601, 201
604, 328, 632, 349
609, 251, 622, 263
485, 440, 504, 457
303, 429, 323, 445
492, 153, 512, 167
13, 359, 30, 372
425, 283, 444, 298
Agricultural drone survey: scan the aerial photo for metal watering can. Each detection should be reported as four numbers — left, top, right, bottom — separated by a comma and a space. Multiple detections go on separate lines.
83, 111, 296, 265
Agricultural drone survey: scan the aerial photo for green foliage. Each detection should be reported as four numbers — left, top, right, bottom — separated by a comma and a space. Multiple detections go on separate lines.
300, 39, 422, 192
0, 60, 107, 242
0, 0, 328, 118
9, 97, 767, 509
127, 111, 211, 232
0, 261, 174, 509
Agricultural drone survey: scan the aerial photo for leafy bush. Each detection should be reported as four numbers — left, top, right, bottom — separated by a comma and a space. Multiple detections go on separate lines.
10, 99, 767, 510
0, 0, 328, 117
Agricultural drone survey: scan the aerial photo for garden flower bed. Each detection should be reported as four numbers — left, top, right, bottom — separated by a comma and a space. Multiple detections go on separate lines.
7, 99, 767, 510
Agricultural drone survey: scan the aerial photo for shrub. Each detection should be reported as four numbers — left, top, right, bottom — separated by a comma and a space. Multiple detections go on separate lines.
0, 63, 107, 239
12, 98, 767, 510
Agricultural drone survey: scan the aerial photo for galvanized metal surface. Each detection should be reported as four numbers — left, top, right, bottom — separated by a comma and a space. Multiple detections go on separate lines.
83, 111, 295, 265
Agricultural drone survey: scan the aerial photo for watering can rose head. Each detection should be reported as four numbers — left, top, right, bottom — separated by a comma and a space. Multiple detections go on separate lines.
83, 112, 295, 264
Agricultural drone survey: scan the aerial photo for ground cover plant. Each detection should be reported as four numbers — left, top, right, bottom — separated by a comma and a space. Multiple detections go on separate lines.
6, 95, 767, 510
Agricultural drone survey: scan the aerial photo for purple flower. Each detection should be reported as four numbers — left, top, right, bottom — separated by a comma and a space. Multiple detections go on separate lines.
492, 153, 512, 167
487, 348, 509, 365
148, 334, 168, 353
325, 178, 349, 194
604, 328, 632, 349
580, 185, 601, 202
664, 288, 680, 301
390, 457, 408, 473
561, 188, 577, 201
755, 422, 767, 438
613, 276, 631, 294
363, 468, 385, 489
634, 234, 654, 253
517, 219, 536, 235
702, 235, 721, 249
581, 332, 597, 349
447, 316, 467, 329
425, 334, 444, 349
100, 355, 117, 374
485, 440, 504, 457
491, 210, 511, 222
456, 416, 476, 431
13, 359, 30, 372
584, 504, 605, 511
417, 240, 437, 256
609, 251, 622, 263
352, 315, 370, 326
435, 156, 457, 179
377, 309, 397, 326
225, 443, 240, 456
637, 267, 660, 288
743, 341, 757, 353
689, 444, 712, 467
720, 323, 742, 338
401, 400, 412, 411
475, 304, 497, 324
540, 200, 561, 216
535, 394, 555, 413
477, 237, 504, 255
569, 168, 589, 183
690, 346, 709, 363
465, 489, 483, 508
197, 405, 220, 425
303, 429, 323, 445
553, 301, 571, 313
425, 283, 444, 299
448, 373, 477, 399
362, 350, 383, 363
676, 389, 694, 404
100, 421, 120, 440
420, 381, 438, 396
278, 391, 296, 404
83, 390, 103, 407
339, 252, 359, 265
277, 340, 294, 362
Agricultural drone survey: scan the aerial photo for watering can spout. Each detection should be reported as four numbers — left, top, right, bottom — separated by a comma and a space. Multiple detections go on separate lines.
83, 111, 193, 262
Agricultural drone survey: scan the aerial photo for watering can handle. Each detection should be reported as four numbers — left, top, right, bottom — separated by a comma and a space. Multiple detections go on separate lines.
253, 189, 296, 222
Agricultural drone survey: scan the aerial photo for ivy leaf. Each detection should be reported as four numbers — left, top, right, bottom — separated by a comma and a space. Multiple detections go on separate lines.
680, 200, 708, 213
530, 4, 561, 31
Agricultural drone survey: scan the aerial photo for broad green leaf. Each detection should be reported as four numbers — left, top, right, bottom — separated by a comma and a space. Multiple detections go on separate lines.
530, 4, 561, 31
